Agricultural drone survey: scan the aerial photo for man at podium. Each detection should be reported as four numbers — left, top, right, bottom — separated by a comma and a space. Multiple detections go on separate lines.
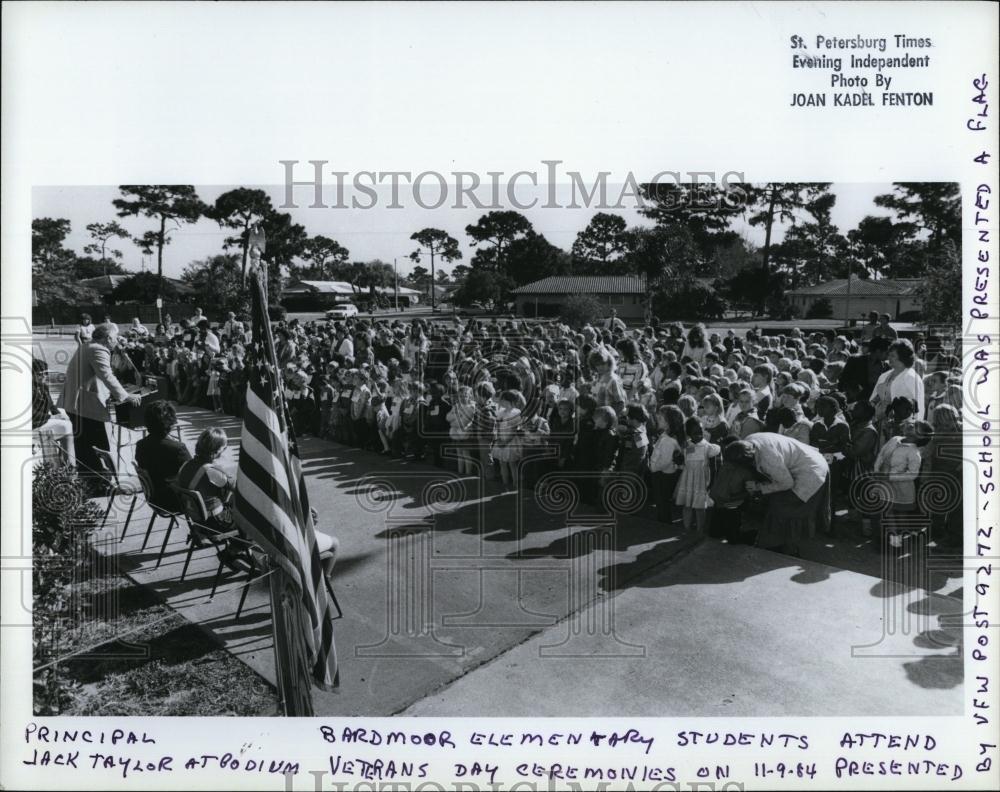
58, 322, 142, 477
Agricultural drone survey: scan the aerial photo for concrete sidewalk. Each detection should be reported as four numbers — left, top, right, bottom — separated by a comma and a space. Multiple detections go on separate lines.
91, 404, 964, 717
404, 541, 963, 716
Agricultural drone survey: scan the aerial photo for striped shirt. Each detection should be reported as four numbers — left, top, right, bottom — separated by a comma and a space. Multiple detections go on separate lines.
176, 458, 233, 518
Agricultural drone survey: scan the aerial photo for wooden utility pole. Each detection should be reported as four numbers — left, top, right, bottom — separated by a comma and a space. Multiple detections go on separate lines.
759, 185, 777, 314
844, 256, 853, 327
426, 243, 437, 311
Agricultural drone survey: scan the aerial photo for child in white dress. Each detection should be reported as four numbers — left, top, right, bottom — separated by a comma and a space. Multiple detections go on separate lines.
372, 394, 391, 453
492, 389, 525, 491
206, 358, 223, 412
873, 418, 934, 549
674, 416, 721, 534
447, 386, 477, 474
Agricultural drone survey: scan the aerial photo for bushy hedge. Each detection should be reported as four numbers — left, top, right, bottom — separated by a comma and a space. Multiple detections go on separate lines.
561, 294, 606, 328
32, 463, 101, 714
805, 297, 834, 319
651, 281, 727, 321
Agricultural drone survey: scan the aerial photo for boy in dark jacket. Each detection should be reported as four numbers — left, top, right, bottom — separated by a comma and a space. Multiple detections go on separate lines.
423, 382, 450, 467
572, 395, 598, 472
587, 405, 620, 505
549, 399, 577, 469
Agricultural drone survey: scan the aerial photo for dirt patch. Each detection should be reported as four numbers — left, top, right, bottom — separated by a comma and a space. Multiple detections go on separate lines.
43, 571, 277, 716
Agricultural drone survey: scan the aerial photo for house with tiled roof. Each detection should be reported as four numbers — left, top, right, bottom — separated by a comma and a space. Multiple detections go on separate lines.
78, 274, 194, 296
786, 275, 922, 321
512, 275, 649, 318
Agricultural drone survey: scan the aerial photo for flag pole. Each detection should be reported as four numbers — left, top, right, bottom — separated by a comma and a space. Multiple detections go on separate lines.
248, 238, 316, 717
267, 556, 315, 715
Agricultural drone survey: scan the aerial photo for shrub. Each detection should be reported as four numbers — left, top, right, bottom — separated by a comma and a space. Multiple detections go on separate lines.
33, 463, 100, 556
32, 463, 101, 714
805, 297, 834, 319
561, 294, 606, 328
720, 267, 790, 317
651, 281, 727, 321
767, 295, 802, 320
451, 269, 510, 310
110, 272, 183, 304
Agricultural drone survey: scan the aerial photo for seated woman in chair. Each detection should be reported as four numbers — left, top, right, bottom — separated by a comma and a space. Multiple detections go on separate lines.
32, 358, 75, 465
135, 400, 191, 513
176, 427, 235, 531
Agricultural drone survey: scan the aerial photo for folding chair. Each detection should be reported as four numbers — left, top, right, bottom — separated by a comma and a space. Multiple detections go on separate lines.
134, 468, 184, 568
323, 569, 343, 620
32, 428, 63, 465
172, 483, 259, 621
92, 447, 140, 534
309, 510, 343, 620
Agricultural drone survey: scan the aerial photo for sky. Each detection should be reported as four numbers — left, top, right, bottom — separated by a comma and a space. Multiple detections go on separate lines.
33, 182, 897, 280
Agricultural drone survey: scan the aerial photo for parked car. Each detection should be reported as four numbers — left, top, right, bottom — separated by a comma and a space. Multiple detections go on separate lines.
456, 302, 490, 317
325, 303, 359, 319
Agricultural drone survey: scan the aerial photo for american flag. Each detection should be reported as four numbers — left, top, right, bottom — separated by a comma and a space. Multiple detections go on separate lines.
232, 264, 339, 691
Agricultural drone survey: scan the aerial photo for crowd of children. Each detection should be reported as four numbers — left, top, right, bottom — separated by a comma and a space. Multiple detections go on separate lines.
109, 309, 964, 551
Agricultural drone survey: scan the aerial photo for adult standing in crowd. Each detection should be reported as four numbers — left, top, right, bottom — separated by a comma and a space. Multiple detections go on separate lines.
604, 308, 626, 333
860, 311, 880, 341
199, 319, 221, 355
58, 322, 142, 477
871, 338, 926, 421
873, 313, 899, 341
76, 313, 95, 344
331, 326, 353, 361
839, 336, 889, 403
681, 323, 710, 367
222, 312, 243, 340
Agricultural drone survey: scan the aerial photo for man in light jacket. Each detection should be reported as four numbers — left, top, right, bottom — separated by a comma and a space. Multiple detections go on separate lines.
58, 322, 141, 476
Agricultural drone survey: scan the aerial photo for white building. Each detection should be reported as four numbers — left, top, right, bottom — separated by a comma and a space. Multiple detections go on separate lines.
786, 275, 923, 321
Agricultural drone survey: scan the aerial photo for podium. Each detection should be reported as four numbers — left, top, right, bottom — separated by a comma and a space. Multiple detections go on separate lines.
113, 377, 170, 430
110, 377, 172, 466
